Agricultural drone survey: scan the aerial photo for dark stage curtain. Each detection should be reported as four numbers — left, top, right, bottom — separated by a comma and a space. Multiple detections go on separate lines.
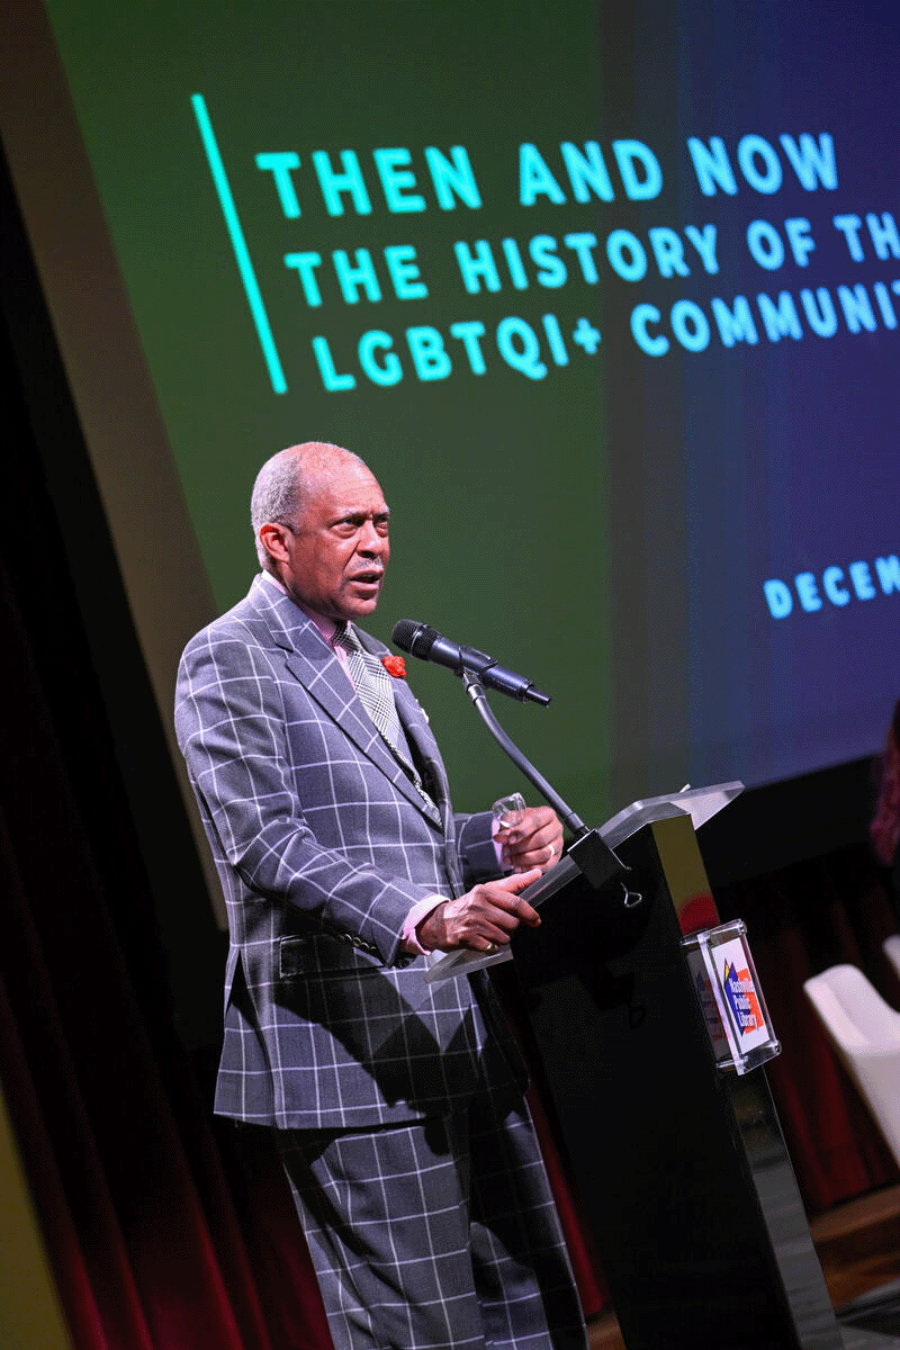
0, 453, 330, 1347
717, 843, 900, 1215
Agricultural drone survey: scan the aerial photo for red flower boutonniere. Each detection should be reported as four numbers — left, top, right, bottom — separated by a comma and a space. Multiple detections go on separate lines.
382, 654, 407, 678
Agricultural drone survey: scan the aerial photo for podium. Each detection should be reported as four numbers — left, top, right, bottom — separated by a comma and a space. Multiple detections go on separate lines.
431, 788, 857, 1349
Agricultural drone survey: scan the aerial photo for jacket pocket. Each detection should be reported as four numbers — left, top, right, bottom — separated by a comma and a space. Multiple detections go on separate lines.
278, 932, 383, 979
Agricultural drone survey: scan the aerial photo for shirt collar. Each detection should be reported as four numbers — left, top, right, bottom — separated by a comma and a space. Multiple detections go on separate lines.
260, 570, 340, 646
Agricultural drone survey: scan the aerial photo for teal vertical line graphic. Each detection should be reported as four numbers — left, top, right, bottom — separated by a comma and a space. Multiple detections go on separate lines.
191, 93, 287, 394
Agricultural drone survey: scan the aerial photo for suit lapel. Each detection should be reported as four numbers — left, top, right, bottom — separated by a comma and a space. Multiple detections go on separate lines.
387, 661, 461, 881
390, 673, 453, 824
249, 577, 440, 820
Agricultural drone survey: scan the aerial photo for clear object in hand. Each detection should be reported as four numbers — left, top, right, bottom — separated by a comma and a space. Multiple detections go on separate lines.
492, 792, 526, 832
492, 793, 526, 869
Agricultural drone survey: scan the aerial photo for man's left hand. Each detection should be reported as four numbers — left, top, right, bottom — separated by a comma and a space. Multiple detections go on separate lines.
495, 806, 563, 875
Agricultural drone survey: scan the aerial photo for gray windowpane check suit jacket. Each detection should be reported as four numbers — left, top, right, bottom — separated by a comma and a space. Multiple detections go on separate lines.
175, 575, 526, 1131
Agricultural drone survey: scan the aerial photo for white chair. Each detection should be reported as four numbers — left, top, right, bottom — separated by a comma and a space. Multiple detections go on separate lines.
883, 934, 900, 984
803, 964, 900, 1169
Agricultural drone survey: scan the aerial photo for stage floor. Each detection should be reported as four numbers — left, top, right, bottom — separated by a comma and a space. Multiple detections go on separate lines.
587, 1182, 900, 1349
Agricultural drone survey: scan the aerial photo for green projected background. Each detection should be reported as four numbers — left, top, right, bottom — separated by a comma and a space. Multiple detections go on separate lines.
39, 0, 614, 821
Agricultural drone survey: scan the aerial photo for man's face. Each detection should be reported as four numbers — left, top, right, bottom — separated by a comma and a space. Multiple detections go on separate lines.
279, 461, 391, 621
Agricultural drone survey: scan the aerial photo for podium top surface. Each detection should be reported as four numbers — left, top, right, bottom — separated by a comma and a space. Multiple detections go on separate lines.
599, 781, 744, 850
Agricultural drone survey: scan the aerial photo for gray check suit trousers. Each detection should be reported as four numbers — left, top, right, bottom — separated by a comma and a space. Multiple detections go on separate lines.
279, 1047, 588, 1350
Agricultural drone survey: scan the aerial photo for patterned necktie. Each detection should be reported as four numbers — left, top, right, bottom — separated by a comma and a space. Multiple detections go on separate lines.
332, 622, 403, 750
333, 622, 438, 816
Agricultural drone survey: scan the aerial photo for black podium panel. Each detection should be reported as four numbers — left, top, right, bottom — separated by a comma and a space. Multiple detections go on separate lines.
509, 819, 844, 1350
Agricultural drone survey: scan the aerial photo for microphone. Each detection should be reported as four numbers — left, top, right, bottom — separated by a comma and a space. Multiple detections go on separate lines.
391, 619, 551, 706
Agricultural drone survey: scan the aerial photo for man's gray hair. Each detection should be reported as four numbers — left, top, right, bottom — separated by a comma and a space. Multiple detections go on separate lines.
250, 441, 365, 568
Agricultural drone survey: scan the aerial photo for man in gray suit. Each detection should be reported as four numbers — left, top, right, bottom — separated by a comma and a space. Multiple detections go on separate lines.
175, 442, 588, 1350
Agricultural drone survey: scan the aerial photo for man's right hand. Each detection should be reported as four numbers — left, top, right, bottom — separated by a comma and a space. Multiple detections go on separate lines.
415, 868, 542, 953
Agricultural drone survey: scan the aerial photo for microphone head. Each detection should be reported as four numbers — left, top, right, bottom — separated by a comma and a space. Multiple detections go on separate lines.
391, 619, 439, 660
